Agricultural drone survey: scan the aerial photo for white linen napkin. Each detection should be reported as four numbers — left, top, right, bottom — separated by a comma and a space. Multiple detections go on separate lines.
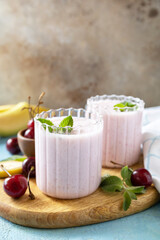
143, 106, 160, 193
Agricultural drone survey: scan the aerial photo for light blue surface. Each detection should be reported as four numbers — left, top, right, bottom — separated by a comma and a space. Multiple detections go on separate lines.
0, 137, 160, 240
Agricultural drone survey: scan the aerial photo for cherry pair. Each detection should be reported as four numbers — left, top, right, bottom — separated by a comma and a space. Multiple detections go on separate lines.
24, 118, 34, 139
1, 157, 35, 199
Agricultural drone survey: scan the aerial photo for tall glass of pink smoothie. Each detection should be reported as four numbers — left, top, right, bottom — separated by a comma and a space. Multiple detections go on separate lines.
86, 95, 145, 168
34, 108, 103, 199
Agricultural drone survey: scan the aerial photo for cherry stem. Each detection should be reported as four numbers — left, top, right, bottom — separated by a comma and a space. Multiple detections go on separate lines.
33, 91, 45, 116
22, 91, 45, 119
110, 161, 125, 167
28, 96, 34, 119
27, 166, 35, 200
0, 164, 11, 177
21, 96, 34, 119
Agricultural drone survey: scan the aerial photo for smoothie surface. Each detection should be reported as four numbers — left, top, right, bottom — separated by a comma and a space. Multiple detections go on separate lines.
45, 116, 101, 135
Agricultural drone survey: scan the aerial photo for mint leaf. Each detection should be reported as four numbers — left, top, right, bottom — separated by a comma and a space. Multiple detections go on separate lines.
121, 166, 133, 186
55, 115, 74, 133
114, 103, 126, 112
101, 176, 123, 192
59, 115, 73, 128
123, 189, 137, 211
123, 191, 132, 211
37, 118, 54, 132
42, 124, 46, 130
127, 186, 146, 194
0, 155, 27, 162
48, 126, 53, 133
53, 126, 73, 134
68, 127, 73, 133
127, 190, 137, 200
114, 101, 138, 112
37, 118, 54, 126
58, 127, 66, 134
101, 174, 110, 184
123, 101, 135, 108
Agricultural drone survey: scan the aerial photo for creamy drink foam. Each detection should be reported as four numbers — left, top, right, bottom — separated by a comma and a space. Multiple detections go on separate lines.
86, 95, 144, 168
35, 109, 103, 199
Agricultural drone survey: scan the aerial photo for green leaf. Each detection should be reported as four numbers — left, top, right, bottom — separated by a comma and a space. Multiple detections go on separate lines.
122, 101, 136, 108
37, 118, 54, 131
114, 103, 126, 108
48, 126, 53, 133
100, 176, 123, 192
42, 123, 46, 130
101, 174, 110, 184
123, 191, 132, 211
127, 186, 146, 194
113, 103, 126, 112
59, 127, 66, 133
37, 118, 54, 126
0, 155, 27, 162
121, 166, 133, 186
127, 190, 137, 200
113, 102, 138, 112
59, 115, 73, 128
68, 127, 73, 133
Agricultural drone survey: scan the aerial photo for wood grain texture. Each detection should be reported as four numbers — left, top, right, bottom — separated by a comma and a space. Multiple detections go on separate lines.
0, 157, 159, 228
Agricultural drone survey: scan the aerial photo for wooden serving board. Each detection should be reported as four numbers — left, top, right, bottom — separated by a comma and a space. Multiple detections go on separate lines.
0, 157, 159, 228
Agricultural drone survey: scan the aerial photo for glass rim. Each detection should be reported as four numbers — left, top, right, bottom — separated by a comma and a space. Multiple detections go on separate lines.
86, 94, 145, 111
34, 107, 103, 134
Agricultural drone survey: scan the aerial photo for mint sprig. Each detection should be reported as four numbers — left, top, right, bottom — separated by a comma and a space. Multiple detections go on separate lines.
114, 101, 138, 112
100, 166, 145, 211
57, 115, 73, 133
37, 115, 73, 134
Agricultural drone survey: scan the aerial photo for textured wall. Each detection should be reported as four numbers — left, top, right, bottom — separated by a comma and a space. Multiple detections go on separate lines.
0, 0, 160, 108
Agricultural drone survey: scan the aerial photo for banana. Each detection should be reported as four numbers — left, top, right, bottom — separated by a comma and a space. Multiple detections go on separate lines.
0, 160, 23, 178
0, 105, 14, 113
0, 102, 48, 137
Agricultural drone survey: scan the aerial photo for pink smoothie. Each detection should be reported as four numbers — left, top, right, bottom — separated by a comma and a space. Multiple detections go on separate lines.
35, 114, 103, 199
86, 95, 144, 168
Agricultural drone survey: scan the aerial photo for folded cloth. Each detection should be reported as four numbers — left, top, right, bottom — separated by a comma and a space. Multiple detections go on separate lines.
143, 106, 160, 193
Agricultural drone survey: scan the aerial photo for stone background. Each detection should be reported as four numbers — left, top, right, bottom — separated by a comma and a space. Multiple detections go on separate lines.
0, 0, 160, 108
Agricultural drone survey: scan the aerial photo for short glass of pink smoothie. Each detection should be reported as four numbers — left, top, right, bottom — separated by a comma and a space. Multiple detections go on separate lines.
86, 95, 145, 168
34, 108, 103, 199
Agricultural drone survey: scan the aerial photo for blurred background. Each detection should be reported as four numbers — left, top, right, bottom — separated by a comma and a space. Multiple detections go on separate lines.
0, 0, 160, 108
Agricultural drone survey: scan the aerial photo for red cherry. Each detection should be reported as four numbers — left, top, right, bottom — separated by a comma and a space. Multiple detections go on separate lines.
24, 127, 34, 139
3, 174, 27, 198
131, 168, 152, 188
6, 137, 20, 154
22, 157, 35, 178
27, 119, 34, 129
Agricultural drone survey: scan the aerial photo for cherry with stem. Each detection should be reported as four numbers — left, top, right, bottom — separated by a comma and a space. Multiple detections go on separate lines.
0, 164, 35, 200
0, 164, 28, 198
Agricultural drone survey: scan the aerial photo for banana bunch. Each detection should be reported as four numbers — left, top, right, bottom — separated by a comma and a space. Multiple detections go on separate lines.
0, 102, 48, 137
